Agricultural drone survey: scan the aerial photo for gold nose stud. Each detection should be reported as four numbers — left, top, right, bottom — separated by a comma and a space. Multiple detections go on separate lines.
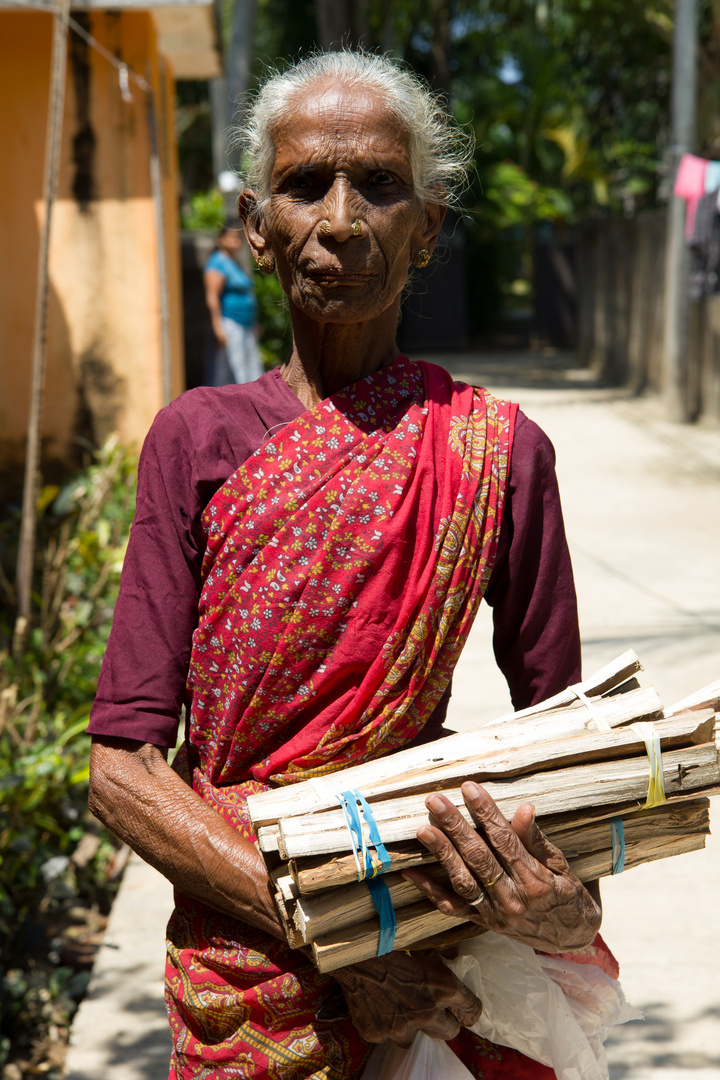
318, 219, 364, 237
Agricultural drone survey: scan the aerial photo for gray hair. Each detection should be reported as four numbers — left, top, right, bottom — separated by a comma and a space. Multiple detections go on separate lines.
234, 50, 474, 214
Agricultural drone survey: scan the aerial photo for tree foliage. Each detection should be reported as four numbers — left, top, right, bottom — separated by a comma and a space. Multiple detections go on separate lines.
0, 441, 138, 1075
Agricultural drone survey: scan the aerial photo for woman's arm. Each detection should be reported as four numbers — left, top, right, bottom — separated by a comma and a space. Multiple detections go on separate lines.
204, 268, 227, 345
89, 736, 286, 939
89, 737, 483, 1044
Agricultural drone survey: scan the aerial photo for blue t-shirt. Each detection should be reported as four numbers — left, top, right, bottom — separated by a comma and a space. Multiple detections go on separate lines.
205, 250, 257, 328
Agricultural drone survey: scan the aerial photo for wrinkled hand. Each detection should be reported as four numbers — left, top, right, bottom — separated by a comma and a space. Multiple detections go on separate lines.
333, 949, 482, 1047
404, 783, 601, 953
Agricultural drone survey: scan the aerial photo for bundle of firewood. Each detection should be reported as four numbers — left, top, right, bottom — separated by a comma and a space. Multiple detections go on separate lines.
247, 652, 720, 973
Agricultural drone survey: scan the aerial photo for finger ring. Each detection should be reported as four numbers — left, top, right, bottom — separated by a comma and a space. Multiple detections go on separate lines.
481, 869, 504, 888
350, 219, 363, 236
318, 220, 332, 235
468, 893, 485, 907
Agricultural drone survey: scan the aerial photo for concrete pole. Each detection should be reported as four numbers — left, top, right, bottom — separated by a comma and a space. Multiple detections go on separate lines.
227, 0, 257, 167
209, 75, 230, 181
662, 0, 698, 422
14, 0, 71, 655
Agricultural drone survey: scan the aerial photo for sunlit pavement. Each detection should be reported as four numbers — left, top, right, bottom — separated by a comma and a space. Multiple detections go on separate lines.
446, 351, 720, 1080
65, 350, 720, 1079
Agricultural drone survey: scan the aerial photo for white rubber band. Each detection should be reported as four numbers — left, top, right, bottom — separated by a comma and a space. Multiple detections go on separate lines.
567, 682, 611, 731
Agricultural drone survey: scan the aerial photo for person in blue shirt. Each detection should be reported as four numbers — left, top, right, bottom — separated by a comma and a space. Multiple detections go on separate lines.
204, 222, 264, 385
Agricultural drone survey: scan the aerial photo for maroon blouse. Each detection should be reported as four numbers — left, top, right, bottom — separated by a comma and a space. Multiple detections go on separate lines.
88, 365, 581, 748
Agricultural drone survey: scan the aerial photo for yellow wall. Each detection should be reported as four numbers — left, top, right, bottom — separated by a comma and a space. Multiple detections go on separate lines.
0, 10, 184, 472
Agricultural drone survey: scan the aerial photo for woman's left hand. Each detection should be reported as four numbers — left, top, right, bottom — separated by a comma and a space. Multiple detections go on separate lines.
403, 782, 601, 953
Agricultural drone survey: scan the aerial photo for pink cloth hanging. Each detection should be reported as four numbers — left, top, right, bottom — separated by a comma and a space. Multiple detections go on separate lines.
674, 153, 708, 239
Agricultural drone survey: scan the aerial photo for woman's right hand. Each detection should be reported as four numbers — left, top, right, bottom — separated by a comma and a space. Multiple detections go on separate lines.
213, 320, 227, 346
332, 949, 481, 1046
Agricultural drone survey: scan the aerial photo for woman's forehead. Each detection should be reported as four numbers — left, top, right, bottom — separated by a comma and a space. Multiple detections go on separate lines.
270, 80, 411, 166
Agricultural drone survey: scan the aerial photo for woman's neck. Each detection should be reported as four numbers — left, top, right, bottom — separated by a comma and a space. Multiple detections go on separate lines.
281, 305, 401, 409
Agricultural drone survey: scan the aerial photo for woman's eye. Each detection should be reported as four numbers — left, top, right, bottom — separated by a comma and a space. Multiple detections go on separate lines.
282, 172, 323, 197
371, 171, 395, 187
287, 174, 312, 190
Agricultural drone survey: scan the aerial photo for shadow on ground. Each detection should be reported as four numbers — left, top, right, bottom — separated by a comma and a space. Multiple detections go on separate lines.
607, 1002, 720, 1077
427, 349, 626, 394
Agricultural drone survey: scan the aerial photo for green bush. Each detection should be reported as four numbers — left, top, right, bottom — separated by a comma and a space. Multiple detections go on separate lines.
255, 271, 292, 368
181, 188, 225, 232
0, 438, 137, 1075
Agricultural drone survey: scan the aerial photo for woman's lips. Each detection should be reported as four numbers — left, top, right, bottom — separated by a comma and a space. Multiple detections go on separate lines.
307, 269, 373, 286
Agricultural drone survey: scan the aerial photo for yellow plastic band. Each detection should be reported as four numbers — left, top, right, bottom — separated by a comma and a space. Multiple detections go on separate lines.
630, 721, 667, 809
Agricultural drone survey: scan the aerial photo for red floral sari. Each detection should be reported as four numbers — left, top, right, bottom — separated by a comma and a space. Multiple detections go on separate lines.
165, 357, 609, 1079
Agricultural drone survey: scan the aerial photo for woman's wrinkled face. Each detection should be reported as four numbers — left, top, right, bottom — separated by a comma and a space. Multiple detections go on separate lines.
257, 81, 435, 324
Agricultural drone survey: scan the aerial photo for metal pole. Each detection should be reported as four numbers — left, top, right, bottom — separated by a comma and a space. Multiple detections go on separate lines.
662, 0, 698, 422
14, 0, 71, 655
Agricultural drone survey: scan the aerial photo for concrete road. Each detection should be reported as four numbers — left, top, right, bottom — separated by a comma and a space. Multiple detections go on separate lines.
444, 351, 720, 1080
65, 351, 720, 1079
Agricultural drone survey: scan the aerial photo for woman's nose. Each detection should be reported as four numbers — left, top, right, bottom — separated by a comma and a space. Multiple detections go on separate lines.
320, 179, 360, 242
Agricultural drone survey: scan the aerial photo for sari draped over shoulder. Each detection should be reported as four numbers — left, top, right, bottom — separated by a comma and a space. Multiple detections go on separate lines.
165, 358, 603, 1079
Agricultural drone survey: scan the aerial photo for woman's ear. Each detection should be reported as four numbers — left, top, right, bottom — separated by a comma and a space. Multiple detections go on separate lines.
417, 199, 447, 255
238, 189, 272, 264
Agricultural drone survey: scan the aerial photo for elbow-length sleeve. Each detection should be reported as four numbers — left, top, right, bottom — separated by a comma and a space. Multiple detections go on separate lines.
88, 407, 205, 748
485, 411, 581, 710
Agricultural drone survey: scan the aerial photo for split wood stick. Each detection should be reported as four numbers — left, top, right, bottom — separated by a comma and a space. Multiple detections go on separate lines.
270, 867, 301, 904
567, 831, 707, 882
258, 824, 281, 853
290, 800, 710, 943
547, 796, 710, 861
290, 842, 437, 895
293, 867, 446, 943
665, 679, 720, 716
278, 740, 719, 859
537, 787, 719, 838
273, 886, 302, 949
484, 650, 644, 725
309, 829, 707, 972
404, 921, 489, 953
255, 685, 667, 850
247, 652, 648, 830
284, 707, 708, 846
289, 794, 713, 895
311, 900, 465, 972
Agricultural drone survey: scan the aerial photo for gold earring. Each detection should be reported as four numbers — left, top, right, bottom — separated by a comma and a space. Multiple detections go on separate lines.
412, 249, 431, 268
318, 220, 332, 235
257, 255, 274, 272
350, 219, 363, 237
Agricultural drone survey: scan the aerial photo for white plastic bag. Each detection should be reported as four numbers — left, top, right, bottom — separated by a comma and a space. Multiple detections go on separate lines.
360, 1032, 474, 1080
445, 933, 642, 1080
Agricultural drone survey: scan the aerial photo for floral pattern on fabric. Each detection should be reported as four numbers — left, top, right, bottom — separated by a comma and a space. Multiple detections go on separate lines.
185, 358, 516, 789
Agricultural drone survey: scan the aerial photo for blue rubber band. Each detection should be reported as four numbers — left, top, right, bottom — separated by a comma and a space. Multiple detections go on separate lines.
368, 877, 398, 955
352, 790, 392, 875
337, 789, 391, 880
335, 789, 396, 956
611, 818, 625, 874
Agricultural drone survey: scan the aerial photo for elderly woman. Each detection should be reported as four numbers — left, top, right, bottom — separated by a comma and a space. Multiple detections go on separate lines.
88, 51, 608, 1080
